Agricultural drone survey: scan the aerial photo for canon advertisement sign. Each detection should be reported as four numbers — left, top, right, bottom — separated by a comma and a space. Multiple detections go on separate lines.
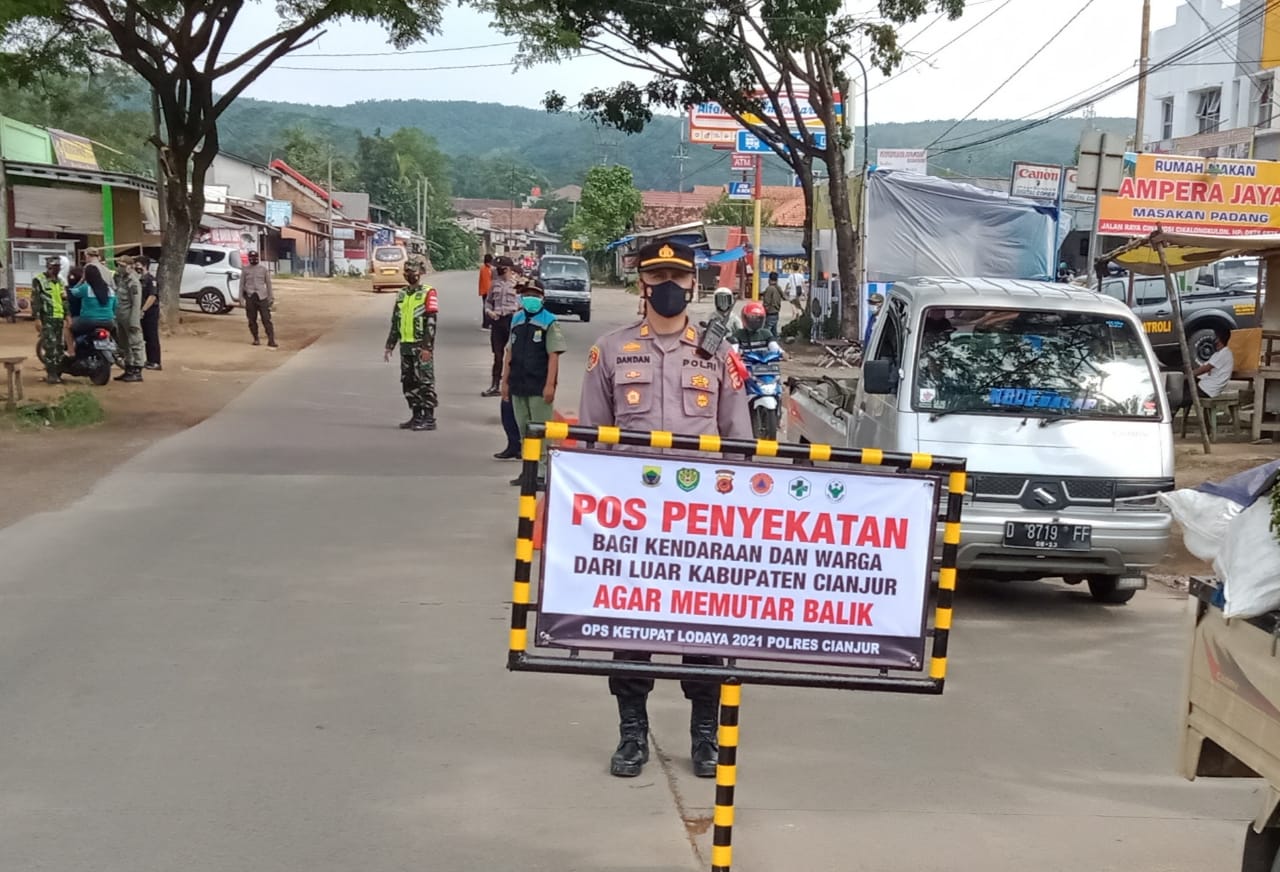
1010, 162, 1064, 201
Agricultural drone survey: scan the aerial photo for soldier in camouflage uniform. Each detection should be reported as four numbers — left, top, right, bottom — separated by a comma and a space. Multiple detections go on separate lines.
31, 256, 66, 384
383, 262, 439, 431
113, 255, 145, 382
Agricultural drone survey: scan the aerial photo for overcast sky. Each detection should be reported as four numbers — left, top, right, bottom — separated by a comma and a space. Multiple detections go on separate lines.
228, 0, 1185, 124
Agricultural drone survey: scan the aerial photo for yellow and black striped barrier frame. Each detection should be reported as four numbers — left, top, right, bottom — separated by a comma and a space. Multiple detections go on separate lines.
508, 422, 968, 695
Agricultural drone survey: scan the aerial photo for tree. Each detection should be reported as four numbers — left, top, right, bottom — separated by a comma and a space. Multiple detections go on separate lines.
0, 0, 444, 330
564, 164, 641, 254
533, 194, 575, 234
487, 0, 964, 337
280, 126, 356, 191
0, 64, 152, 173
451, 154, 546, 200
703, 194, 774, 229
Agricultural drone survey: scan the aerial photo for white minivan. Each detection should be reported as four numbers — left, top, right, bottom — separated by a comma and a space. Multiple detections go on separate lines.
180, 244, 243, 314
855, 277, 1175, 604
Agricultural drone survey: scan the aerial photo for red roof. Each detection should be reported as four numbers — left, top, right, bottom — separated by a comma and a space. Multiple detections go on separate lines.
270, 159, 342, 209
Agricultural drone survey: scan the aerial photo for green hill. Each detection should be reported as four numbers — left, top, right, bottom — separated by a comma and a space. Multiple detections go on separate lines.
216, 96, 1133, 194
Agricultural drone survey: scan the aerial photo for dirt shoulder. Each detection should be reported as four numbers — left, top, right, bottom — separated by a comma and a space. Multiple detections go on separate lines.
0, 277, 373, 531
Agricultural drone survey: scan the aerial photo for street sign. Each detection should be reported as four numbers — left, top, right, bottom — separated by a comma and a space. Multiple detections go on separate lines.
731, 153, 756, 171
728, 181, 753, 200
1076, 130, 1127, 194
736, 130, 826, 154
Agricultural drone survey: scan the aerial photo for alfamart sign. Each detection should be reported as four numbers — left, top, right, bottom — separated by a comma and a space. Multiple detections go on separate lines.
535, 449, 939, 670
1099, 153, 1280, 236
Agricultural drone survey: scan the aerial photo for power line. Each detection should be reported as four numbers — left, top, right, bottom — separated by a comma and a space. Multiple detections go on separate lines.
866, 0, 1020, 94
925, 0, 1101, 149
273, 60, 518, 72
929, 0, 1277, 155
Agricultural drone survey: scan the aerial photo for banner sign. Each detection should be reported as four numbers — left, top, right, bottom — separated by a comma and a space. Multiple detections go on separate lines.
264, 199, 293, 227
1098, 153, 1280, 237
1010, 162, 1064, 201
536, 449, 939, 669
48, 128, 99, 171
731, 153, 756, 171
875, 149, 927, 174
727, 181, 753, 201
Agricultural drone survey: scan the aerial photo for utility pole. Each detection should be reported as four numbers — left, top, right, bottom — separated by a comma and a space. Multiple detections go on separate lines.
326, 150, 334, 277
1135, 0, 1152, 149
673, 117, 689, 195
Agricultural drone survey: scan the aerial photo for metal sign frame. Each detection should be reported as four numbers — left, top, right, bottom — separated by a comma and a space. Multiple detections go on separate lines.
507, 423, 968, 695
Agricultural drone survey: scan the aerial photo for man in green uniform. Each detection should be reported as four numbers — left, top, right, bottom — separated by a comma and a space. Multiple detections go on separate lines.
501, 277, 566, 488
761, 271, 784, 339
113, 254, 144, 382
383, 262, 439, 431
31, 256, 66, 384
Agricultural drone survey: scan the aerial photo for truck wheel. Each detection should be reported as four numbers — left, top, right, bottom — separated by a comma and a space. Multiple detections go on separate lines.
1087, 575, 1136, 605
580, 306, 591, 323
1188, 326, 1220, 364
1241, 822, 1280, 872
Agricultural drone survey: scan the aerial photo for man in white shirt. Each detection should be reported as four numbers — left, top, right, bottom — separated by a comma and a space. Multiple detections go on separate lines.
1185, 325, 1235, 406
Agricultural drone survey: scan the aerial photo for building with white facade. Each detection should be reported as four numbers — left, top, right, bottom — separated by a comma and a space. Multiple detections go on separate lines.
1143, 0, 1276, 158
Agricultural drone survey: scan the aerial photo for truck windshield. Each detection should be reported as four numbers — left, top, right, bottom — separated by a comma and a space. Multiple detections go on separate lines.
913, 307, 1160, 420
540, 260, 589, 280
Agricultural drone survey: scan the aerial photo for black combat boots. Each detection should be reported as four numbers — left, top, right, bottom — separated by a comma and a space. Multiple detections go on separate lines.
481, 380, 501, 398
610, 697, 650, 777
412, 409, 436, 431
690, 700, 720, 778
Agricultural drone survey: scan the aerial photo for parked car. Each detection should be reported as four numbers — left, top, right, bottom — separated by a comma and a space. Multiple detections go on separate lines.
1099, 274, 1260, 365
787, 277, 1175, 604
179, 244, 242, 314
538, 255, 592, 322
372, 246, 409, 292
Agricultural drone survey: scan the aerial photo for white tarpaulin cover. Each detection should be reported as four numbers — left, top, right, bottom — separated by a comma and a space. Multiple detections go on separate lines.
866, 169, 1071, 283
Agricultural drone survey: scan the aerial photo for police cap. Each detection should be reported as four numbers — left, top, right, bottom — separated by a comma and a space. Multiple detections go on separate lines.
494, 255, 515, 268
518, 277, 544, 295
637, 239, 695, 273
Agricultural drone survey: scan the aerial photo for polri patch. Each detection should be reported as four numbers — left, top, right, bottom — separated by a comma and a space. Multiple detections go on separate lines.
586, 345, 600, 372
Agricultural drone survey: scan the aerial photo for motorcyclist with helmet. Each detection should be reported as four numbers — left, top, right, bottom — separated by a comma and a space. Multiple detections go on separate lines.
731, 300, 783, 357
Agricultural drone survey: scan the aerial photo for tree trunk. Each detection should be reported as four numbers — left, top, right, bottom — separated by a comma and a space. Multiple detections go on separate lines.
815, 57, 859, 340
796, 155, 814, 263
158, 165, 196, 332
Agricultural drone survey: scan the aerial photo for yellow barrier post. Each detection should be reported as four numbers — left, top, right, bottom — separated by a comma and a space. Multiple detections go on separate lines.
711, 680, 742, 872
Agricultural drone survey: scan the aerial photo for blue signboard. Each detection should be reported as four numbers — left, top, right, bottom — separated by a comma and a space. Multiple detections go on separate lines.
727, 181, 753, 201
736, 130, 827, 154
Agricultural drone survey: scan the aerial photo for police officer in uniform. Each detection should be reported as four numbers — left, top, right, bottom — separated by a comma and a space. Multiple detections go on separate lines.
383, 262, 439, 431
579, 239, 752, 779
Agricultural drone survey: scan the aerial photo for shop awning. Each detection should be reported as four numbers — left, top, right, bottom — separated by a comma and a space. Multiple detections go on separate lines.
708, 245, 747, 263
1105, 229, 1280, 275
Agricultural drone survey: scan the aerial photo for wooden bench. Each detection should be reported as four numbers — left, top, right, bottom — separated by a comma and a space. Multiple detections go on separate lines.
1181, 391, 1242, 441
1, 356, 24, 411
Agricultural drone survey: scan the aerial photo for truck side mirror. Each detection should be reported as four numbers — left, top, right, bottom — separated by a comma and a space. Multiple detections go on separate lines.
863, 359, 898, 395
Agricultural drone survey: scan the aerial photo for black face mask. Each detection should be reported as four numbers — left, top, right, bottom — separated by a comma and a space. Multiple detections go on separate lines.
647, 281, 689, 318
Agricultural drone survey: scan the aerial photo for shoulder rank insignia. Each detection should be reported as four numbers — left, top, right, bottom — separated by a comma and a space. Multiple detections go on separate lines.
639, 324, 650, 337
684, 325, 697, 343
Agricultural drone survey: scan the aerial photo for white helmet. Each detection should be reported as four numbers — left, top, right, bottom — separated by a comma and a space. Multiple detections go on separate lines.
713, 287, 735, 314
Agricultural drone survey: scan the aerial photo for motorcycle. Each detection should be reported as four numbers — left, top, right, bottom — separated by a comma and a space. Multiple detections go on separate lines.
35, 324, 119, 386
739, 345, 784, 440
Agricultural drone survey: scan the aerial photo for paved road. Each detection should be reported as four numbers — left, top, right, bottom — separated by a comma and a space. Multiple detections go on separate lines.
0, 272, 1259, 871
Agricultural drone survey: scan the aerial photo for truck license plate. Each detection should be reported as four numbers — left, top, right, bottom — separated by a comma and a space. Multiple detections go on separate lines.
1003, 522, 1091, 551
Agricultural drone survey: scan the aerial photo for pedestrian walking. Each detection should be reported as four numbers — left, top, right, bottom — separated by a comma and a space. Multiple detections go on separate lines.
242, 250, 276, 348
137, 256, 161, 370
762, 271, 784, 339
482, 255, 520, 397
31, 256, 66, 384
501, 278, 565, 487
112, 254, 144, 382
478, 253, 493, 330
578, 238, 751, 780
383, 262, 439, 431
